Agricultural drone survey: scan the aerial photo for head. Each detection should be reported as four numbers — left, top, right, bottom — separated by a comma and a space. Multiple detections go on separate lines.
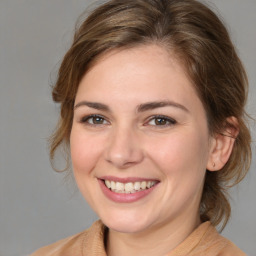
50, 0, 251, 230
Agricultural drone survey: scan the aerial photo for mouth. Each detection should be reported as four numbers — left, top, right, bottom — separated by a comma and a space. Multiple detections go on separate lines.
103, 179, 158, 194
98, 177, 160, 203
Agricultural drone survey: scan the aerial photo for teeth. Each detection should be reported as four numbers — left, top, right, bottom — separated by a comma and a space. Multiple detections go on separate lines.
105, 180, 111, 188
125, 182, 134, 192
141, 181, 146, 189
110, 181, 116, 190
147, 181, 152, 188
104, 180, 157, 193
134, 182, 141, 191
115, 182, 124, 191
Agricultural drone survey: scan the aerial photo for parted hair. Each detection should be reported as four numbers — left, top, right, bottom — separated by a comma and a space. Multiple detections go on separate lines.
50, 0, 251, 229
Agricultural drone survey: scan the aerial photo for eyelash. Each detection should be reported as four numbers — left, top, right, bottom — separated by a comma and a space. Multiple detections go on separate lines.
80, 114, 109, 126
80, 114, 177, 128
145, 115, 177, 127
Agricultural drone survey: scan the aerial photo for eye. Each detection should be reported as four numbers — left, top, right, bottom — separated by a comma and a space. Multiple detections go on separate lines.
80, 115, 109, 125
146, 115, 176, 127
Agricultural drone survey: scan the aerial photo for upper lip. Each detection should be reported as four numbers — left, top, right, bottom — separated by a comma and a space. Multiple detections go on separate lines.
98, 176, 160, 183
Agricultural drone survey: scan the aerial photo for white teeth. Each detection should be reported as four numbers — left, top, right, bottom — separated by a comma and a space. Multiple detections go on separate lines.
125, 182, 134, 192
104, 180, 157, 193
141, 181, 147, 189
105, 180, 111, 188
115, 182, 124, 191
134, 182, 141, 191
110, 181, 116, 190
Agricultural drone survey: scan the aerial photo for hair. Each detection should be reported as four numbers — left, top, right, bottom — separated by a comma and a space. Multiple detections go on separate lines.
50, 0, 251, 230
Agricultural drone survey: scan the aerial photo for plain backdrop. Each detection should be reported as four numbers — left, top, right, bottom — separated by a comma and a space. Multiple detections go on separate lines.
1, 0, 256, 255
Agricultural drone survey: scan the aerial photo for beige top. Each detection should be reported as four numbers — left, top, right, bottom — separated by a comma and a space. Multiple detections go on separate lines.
31, 220, 246, 256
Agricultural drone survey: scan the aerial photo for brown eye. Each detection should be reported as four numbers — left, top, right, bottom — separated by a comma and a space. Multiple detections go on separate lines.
91, 116, 104, 124
155, 118, 168, 125
81, 115, 108, 125
147, 116, 176, 127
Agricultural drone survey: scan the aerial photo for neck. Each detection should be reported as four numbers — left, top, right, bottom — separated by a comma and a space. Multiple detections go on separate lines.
106, 214, 201, 256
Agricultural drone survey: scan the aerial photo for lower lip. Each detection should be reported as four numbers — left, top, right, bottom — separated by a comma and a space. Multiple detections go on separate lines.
98, 179, 158, 203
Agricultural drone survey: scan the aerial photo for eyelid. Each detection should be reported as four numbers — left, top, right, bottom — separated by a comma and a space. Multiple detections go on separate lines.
144, 115, 177, 126
80, 114, 110, 125
78, 114, 176, 127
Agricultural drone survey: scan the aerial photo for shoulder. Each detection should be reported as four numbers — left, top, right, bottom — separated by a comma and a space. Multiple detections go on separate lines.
30, 230, 86, 256
195, 223, 247, 256
30, 220, 106, 256
169, 221, 247, 256
216, 237, 247, 256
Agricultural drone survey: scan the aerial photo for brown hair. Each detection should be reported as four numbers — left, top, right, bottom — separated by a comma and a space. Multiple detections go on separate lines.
50, 0, 251, 229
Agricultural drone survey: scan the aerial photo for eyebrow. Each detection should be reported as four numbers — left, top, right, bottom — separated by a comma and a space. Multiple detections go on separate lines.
74, 100, 189, 113
137, 100, 189, 113
74, 101, 110, 111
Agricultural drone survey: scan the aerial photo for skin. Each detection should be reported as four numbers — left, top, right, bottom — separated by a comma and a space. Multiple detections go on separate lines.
70, 45, 235, 256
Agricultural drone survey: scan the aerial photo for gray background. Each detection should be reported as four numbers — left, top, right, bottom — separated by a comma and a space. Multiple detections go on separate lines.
1, 0, 255, 255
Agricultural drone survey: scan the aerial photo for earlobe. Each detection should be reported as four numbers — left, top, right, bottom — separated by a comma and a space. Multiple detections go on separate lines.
207, 117, 239, 171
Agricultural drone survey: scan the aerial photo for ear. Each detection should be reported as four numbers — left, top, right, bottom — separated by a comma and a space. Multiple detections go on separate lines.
207, 117, 239, 171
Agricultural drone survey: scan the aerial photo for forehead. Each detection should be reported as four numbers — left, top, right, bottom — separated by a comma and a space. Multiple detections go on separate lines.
75, 45, 203, 113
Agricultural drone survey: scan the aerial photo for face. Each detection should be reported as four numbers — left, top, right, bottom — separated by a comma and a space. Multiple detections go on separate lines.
70, 45, 214, 234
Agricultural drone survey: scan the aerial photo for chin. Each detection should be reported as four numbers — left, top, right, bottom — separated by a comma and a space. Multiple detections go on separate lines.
100, 212, 152, 234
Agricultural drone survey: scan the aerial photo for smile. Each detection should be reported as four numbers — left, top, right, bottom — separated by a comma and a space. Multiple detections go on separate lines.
98, 177, 159, 203
104, 180, 157, 194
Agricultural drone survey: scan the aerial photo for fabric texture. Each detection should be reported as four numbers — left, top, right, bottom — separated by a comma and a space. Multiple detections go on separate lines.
30, 220, 246, 256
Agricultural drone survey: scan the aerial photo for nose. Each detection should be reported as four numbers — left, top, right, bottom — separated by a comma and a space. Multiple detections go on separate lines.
104, 126, 144, 169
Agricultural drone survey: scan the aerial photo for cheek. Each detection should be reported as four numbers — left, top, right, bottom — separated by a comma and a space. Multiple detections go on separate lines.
148, 131, 209, 211
70, 128, 101, 176
146, 130, 209, 178
70, 128, 106, 207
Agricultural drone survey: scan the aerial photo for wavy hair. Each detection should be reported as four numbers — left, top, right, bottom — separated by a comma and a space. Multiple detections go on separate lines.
50, 0, 252, 230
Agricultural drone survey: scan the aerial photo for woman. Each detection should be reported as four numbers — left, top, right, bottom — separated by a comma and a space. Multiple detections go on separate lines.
31, 0, 251, 255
